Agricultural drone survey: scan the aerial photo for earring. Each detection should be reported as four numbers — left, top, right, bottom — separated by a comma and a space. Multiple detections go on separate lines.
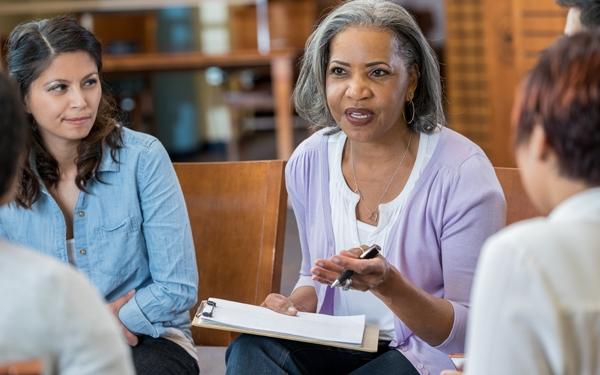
403, 99, 415, 125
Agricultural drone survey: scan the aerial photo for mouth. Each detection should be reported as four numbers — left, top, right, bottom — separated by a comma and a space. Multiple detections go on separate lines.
63, 116, 92, 125
344, 107, 374, 125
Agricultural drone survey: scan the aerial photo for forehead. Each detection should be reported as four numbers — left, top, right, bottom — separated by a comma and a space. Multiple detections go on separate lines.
329, 26, 400, 62
35, 51, 98, 83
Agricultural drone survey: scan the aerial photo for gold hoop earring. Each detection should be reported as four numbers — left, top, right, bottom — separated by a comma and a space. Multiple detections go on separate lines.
403, 100, 415, 125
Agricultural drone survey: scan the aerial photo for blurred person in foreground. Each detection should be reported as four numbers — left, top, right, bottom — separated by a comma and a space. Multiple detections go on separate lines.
444, 30, 600, 375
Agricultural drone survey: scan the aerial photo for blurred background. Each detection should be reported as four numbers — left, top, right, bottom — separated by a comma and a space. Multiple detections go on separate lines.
0, 0, 567, 167
0, 0, 567, 293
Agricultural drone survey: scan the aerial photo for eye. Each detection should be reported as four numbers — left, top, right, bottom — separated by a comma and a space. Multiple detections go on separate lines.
370, 68, 390, 77
329, 66, 346, 76
48, 84, 68, 93
83, 78, 98, 87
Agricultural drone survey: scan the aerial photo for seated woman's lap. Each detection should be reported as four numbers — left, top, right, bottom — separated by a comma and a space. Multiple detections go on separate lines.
132, 335, 199, 375
225, 334, 418, 375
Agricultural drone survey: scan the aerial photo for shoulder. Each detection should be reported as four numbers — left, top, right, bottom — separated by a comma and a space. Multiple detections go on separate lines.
120, 126, 163, 153
481, 218, 549, 264
116, 127, 171, 170
432, 127, 493, 173
285, 128, 330, 176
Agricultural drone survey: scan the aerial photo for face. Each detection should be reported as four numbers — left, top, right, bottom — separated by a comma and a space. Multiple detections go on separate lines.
565, 7, 584, 35
25, 51, 101, 147
325, 26, 417, 143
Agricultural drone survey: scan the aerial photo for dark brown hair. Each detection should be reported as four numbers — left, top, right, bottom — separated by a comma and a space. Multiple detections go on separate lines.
513, 31, 600, 186
7, 16, 122, 208
556, 0, 600, 28
0, 73, 27, 198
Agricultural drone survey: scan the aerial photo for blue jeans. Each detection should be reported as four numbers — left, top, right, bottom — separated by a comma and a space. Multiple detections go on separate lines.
225, 334, 419, 375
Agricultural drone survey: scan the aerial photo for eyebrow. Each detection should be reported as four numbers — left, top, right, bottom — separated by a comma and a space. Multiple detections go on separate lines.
43, 72, 99, 88
329, 60, 391, 68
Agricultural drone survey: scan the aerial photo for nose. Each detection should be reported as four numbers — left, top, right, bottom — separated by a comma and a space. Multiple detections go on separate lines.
345, 74, 372, 101
69, 87, 87, 109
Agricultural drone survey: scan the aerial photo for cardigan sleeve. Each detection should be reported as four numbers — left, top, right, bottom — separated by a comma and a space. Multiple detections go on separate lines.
434, 154, 506, 354
285, 144, 318, 291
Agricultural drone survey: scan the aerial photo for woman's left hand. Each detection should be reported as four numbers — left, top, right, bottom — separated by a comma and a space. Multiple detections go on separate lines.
310, 247, 391, 291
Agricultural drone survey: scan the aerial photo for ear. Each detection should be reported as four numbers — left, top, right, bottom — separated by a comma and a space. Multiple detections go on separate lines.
23, 94, 32, 114
405, 65, 419, 102
529, 124, 553, 162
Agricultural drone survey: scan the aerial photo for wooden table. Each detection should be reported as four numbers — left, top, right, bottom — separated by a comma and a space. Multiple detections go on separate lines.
103, 49, 298, 160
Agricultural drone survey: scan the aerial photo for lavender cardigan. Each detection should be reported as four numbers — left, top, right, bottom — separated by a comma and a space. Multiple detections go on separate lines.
286, 127, 506, 375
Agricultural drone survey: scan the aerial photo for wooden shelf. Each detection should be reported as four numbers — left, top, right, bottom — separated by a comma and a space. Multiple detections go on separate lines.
102, 48, 299, 160
102, 49, 298, 73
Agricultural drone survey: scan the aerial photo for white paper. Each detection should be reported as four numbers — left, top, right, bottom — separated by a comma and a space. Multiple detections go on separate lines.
201, 298, 366, 344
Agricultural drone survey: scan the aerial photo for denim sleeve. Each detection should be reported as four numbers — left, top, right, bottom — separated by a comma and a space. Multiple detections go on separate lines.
118, 139, 198, 336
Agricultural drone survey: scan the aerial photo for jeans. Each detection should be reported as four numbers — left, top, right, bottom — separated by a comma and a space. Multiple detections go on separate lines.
132, 335, 199, 375
225, 334, 419, 375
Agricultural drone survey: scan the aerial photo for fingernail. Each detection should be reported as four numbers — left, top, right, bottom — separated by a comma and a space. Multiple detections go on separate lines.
287, 306, 297, 314
332, 257, 341, 264
316, 262, 324, 267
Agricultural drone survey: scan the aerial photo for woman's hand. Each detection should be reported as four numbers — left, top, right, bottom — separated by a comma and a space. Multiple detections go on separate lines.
261, 286, 318, 316
261, 293, 299, 316
310, 247, 392, 291
108, 290, 139, 346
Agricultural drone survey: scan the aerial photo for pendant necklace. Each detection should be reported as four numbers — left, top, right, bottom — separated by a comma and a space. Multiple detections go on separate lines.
350, 133, 413, 225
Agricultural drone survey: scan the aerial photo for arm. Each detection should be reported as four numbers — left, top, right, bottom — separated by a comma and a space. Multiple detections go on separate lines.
313, 155, 505, 348
465, 234, 552, 375
262, 148, 319, 315
118, 140, 198, 336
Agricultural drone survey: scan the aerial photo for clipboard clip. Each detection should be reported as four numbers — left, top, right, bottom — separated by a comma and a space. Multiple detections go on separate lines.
196, 300, 216, 318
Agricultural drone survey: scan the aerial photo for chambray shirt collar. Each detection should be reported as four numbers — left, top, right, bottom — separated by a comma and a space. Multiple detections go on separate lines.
549, 187, 600, 222
97, 144, 121, 173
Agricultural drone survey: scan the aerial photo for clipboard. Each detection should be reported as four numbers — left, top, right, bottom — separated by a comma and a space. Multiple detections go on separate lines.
193, 298, 380, 353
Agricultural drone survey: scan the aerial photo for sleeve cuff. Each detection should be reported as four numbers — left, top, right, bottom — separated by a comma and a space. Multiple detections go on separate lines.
118, 295, 159, 338
293, 275, 315, 291
434, 300, 468, 354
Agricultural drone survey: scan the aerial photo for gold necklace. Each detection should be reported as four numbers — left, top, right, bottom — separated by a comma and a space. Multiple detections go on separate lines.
350, 133, 413, 224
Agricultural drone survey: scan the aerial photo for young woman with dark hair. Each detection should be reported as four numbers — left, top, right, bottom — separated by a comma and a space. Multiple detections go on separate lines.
0, 16, 199, 375
0, 72, 134, 375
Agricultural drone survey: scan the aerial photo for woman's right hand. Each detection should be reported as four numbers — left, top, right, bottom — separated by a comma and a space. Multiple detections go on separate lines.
108, 290, 139, 346
261, 293, 299, 316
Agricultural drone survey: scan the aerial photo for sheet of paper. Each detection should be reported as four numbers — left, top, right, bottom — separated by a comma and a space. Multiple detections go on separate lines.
202, 297, 366, 344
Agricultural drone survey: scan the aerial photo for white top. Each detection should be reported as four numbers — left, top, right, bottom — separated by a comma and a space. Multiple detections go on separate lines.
0, 240, 135, 375
465, 188, 600, 375
328, 130, 439, 340
66, 239, 75, 265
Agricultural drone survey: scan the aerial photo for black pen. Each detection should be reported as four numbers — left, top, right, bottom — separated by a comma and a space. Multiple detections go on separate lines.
330, 245, 381, 288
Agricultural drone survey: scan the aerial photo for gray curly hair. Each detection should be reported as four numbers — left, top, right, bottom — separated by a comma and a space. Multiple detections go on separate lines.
293, 0, 444, 134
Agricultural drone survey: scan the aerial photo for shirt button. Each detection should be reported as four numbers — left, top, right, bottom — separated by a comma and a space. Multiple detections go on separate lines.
77, 210, 85, 217
399, 345, 407, 352
79, 248, 87, 255
417, 363, 424, 370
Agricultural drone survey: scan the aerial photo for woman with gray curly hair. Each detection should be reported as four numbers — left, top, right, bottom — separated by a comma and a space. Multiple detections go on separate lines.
226, 1, 505, 374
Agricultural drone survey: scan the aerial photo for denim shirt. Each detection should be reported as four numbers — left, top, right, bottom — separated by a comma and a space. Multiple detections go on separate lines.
0, 127, 198, 341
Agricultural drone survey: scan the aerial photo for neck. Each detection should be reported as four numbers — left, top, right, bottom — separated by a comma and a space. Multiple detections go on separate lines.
544, 175, 590, 214
41, 137, 79, 177
349, 126, 415, 167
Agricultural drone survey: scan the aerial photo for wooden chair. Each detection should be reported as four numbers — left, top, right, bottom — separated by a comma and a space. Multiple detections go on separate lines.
0, 360, 42, 375
494, 167, 539, 224
174, 160, 287, 346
